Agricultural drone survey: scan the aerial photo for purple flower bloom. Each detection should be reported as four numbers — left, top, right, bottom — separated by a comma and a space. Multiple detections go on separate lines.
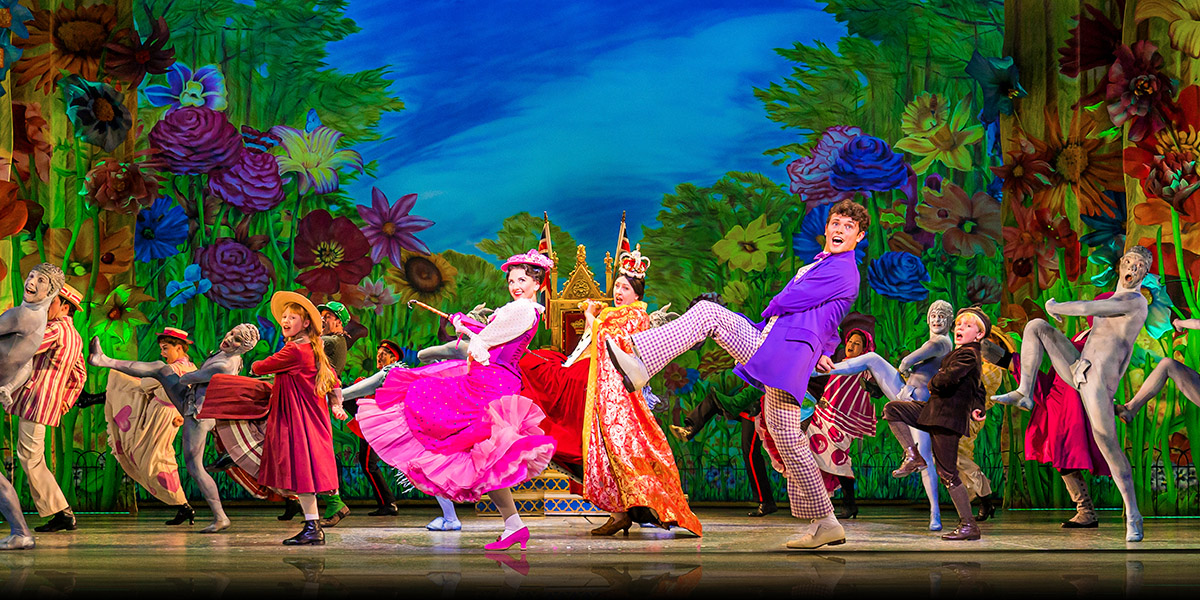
357, 187, 434, 265
148, 107, 242, 174
829, 135, 909, 193
143, 63, 228, 111
196, 238, 269, 309
207, 150, 285, 213
786, 125, 861, 208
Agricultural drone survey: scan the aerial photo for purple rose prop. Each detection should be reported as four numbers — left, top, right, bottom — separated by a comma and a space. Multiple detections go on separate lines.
208, 151, 285, 213
786, 125, 861, 208
148, 107, 242, 174
830, 135, 908, 193
197, 238, 269, 309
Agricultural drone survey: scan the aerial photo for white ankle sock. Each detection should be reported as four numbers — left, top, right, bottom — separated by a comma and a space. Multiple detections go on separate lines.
502, 513, 524, 536
304, 513, 319, 521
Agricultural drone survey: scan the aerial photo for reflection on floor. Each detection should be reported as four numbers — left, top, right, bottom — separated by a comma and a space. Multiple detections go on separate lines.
2, 506, 1199, 598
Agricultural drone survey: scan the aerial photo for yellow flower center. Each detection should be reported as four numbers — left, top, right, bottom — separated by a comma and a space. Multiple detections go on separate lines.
737, 241, 759, 253
1011, 164, 1025, 178
382, 222, 396, 235
314, 241, 345, 268
179, 81, 206, 107
1055, 143, 1087, 183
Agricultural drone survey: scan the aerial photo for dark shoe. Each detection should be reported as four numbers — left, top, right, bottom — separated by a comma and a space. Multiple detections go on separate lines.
75, 392, 107, 409
941, 521, 981, 541
590, 515, 633, 536
319, 505, 350, 528
605, 339, 649, 393
836, 504, 858, 520
277, 498, 302, 521
205, 454, 235, 474
975, 495, 997, 522
165, 504, 196, 526
891, 445, 927, 478
283, 520, 325, 546
35, 510, 77, 532
1062, 518, 1099, 529
367, 503, 399, 516
748, 502, 778, 517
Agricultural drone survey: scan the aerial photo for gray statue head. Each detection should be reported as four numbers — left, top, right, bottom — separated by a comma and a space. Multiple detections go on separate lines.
927, 300, 953, 335
1118, 246, 1153, 290
219, 323, 260, 356
24, 263, 65, 305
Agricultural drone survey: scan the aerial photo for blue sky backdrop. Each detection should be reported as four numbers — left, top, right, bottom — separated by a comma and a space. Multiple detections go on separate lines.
326, 0, 844, 261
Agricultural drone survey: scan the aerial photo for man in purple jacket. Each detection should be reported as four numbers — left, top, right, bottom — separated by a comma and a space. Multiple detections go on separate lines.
607, 199, 868, 550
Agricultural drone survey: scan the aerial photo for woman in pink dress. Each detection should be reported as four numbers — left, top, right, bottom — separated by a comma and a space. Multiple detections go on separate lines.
254, 291, 342, 546
344, 250, 556, 551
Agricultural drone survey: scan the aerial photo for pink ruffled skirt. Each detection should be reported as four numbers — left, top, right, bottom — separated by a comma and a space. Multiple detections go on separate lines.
356, 360, 556, 503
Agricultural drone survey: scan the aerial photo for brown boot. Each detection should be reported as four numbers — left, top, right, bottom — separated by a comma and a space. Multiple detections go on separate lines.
941, 521, 981, 541
891, 445, 927, 478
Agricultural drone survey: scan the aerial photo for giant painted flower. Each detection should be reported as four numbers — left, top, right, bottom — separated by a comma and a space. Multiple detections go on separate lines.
60, 75, 132, 153
357, 187, 434, 265
915, 183, 1001, 258
0, 180, 28, 240
829, 135, 908, 194
1145, 153, 1200, 215
990, 141, 1052, 200
85, 159, 161, 215
1029, 107, 1123, 217
143, 63, 227, 111
134, 196, 188, 262
965, 51, 1028, 123
293, 209, 373, 296
207, 150, 285, 213
356, 277, 398, 316
1136, 0, 1200, 59
1142, 273, 1176, 339
786, 125, 862, 207
720, 280, 750, 308
712, 215, 784, 272
901, 93, 950, 138
793, 203, 866, 265
966, 275, 1002, 305
105, 17, 175, 87
196, 238, 270, 309
270, 125, 364, 195
22, 219, 133, 298
868, 252, 929, 302
1125, 85, 1200, 182
1034, 209, 1084, 281
0, 34, 21, 86
12, 102, 51, 183
95, 285, 154, 340
0, 0, 34, 39
1105, 41, 1177, 142
148, 106, 242, 174
165, 264, 212, 307
1001, 201, 1059, 292
1088, 240, 1123, 289
385, 249, 459, 306
1080, 191, 1127, 248
13, 3, 119, 93
1060, 4, 1122, 76
894, 97, 983, 173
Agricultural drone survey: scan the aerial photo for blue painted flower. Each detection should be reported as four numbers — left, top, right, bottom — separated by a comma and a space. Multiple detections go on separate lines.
867, 252, 930, 302
1142, 273, 1176, 339
0, 36, 22, 93
134, 196, 188, 262
1088, 241, 1122, 289
0, 0, 34, 39
257, 316, 284, 353
1080, 191, 1127, 248
165, 264, 212, 307
829, 135, 908, 194
965, 50, 1028, 123
144, 63, 228, 111
793, 203, 866, 265
401, 346, 420, 367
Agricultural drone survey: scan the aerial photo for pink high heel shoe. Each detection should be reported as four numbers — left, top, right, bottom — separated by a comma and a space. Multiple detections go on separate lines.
484, 527, 529, 551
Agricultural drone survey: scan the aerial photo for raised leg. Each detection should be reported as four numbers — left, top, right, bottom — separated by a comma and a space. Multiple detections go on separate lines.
993, 319, 1080, 409
1079, 384, 1142, 542
824, 352, 905, 401
1120, 359, 1200, 423
912, 427, 942, 531
87, 338, 190, 410
185, 417, 229, 533
629, 301, 763, 378
341, 368, 390, 401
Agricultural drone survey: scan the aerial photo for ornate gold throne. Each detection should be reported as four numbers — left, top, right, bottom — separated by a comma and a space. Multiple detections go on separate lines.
540, 213, 626, 353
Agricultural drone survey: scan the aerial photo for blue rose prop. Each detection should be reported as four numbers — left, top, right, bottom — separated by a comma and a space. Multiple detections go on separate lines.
829, 135, 908, 193
868, 251, 930, 302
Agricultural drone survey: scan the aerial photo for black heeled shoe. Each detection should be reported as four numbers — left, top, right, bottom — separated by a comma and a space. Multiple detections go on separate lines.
748, 502, 777, 517
836, 504, 858, 519
976, 495, 997, 522
75, 392, 107, 409
367, 503, 399, 516
165, 504, 196, 525
283, 520, 325, 546
278, 498, 303, 521
205, 454, 235, 473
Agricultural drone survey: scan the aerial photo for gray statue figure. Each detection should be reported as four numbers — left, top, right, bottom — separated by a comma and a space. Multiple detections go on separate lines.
992, 246, 1152, 542
1117, 318, 1200, 424
0, 264, 64, 551
87, 323, 260, 533
822, 299, 954, 531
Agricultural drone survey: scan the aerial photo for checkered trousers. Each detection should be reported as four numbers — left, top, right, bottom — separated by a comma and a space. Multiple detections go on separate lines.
630, 300, 833, 520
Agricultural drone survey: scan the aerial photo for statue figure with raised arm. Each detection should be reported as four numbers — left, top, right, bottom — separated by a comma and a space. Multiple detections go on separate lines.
822, 299, 954, 531
992, 246, 1152, 542
1117, 318, 1200, 424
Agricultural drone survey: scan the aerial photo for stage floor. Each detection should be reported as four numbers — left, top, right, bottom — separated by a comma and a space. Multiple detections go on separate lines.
3, 506, 1200, 598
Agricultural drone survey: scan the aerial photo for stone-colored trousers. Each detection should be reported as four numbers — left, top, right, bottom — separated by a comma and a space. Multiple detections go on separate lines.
631, 301, 833, 519
17, 419, 70, 517
957, 416, 992, 499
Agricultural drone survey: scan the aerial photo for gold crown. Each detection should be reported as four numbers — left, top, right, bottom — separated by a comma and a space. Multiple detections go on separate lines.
618, 244, 650, 280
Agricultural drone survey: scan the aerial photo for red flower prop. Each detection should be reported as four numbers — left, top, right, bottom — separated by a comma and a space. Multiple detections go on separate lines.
293, 209, 372, 295
105, 16, 175, 86
1105, 41, 1177, 142
1029, 107, 1123, 218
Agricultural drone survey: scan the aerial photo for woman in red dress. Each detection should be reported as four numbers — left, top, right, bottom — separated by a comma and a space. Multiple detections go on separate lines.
254, 291, 343, 546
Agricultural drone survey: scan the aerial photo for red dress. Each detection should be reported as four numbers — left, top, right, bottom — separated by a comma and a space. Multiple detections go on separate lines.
252, 341, 339, 494
518, 349, 588, 466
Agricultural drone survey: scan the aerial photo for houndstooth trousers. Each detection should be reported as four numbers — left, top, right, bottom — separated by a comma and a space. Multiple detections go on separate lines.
631, 301, 834, 519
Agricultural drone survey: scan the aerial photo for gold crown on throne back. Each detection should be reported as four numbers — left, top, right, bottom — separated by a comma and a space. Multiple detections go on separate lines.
618, 244, 650, 280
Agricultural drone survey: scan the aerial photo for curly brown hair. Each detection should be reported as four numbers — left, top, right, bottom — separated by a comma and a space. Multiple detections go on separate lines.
828, 199, 870, 232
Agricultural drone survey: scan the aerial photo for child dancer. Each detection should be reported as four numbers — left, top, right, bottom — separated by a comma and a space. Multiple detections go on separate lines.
342, 250, 556, 550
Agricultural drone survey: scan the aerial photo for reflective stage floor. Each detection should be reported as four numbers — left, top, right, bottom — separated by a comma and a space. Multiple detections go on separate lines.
3, 506, 1200, 598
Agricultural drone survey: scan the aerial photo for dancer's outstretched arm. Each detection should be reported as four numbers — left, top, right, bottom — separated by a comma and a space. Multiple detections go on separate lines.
341, 366, 393, 401
1174, 319, 1200, 331
1045, 296, 1143, 320
898, 337, 952, 375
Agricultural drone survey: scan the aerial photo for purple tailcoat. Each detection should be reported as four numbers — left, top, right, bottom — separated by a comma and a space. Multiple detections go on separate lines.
733, 250, 860, 403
